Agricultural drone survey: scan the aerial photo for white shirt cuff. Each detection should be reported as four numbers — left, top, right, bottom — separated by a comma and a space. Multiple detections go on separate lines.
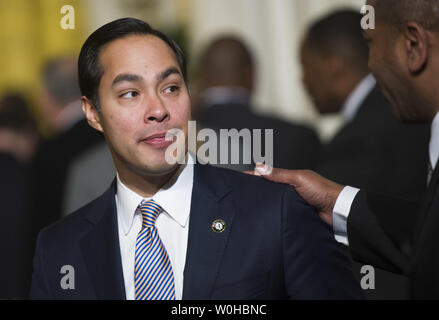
333, 186, 360, 246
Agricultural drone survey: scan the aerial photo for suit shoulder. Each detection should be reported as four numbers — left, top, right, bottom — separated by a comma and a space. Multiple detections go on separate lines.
200, 164, 301, 201
198, 165, 316, 231
211, 164, 278, 184
38, 191, 109, 246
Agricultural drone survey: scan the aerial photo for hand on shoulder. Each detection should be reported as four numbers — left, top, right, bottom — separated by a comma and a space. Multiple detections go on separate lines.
245, 164, 344, 226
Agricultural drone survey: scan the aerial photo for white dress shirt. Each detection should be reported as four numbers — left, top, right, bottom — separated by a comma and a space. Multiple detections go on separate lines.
341, 74, 376, 122
429, 112, 439, 172
333, 111, 439, 245
116, 157, 194, 300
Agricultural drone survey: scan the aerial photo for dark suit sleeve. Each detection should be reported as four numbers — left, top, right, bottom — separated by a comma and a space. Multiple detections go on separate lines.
347, 191, 419, 275
282, 187, 364, 299
29, 230, 53, 299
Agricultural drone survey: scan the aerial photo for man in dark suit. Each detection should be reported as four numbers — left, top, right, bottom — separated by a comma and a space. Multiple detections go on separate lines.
301, 10, 430, 202
194, 36, 321, 171
299, 10, 431, 299
30, 18, 362, 300
252, 0, 439, 299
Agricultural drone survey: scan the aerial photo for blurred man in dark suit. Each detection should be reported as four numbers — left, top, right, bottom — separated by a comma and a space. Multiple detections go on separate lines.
300, 9, 431, 299
301, 10, 430, 202
31, 57, 104, 244
0, 94, 39, 298
252, 0, 439, 299
194, 36, 321, 171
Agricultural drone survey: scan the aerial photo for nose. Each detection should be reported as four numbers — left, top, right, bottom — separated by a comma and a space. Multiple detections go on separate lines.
143, 94, 169, 123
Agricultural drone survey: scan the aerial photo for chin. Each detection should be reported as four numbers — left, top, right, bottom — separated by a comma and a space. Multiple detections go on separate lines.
140, 159, 180, 177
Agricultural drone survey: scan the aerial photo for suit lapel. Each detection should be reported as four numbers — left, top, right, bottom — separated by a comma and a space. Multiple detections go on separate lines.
80, 182, 126, 300
415, 165, 439, 241
182, 164, 236, 300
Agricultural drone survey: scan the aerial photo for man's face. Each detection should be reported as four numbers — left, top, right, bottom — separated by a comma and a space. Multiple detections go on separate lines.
300, 40, 343, 114
364, 0, 424, 122
85, 35, 190, 178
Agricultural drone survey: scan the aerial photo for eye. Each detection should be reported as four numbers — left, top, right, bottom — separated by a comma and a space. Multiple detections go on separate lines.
163, 85, 180, 95
120, 91, 139, 99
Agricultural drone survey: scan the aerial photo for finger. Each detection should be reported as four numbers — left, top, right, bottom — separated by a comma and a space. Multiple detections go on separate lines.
256, 165, 297, 185
254, 163, 272, 176
243, 170, 258, 176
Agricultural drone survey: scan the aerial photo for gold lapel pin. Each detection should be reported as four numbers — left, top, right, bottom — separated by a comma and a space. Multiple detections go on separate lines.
212, 219, 226, 233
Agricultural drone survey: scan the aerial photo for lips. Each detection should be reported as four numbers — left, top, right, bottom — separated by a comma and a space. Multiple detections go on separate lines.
140, 132, 174, 148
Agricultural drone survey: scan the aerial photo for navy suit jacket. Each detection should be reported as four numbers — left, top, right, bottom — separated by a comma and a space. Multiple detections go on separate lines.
30, 164, 362, 300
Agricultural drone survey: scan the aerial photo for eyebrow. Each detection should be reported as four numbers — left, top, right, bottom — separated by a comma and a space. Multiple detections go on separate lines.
111, 67, 182, 88
111, 73, 143, 87
157, 67, 182, 82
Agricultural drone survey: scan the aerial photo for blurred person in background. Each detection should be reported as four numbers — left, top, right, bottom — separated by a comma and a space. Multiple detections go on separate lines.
62, 141, 115, 217
39, 57, 85, 135
193, 36, 321, 171
0, 93, 39, 298
297, 9, 430, 299
301, 10, 430, 202
31, 57, 104, 245
0, 94, 39, 164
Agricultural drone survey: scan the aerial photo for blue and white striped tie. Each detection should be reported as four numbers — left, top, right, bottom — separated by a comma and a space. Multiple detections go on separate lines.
134, 200, 176, 300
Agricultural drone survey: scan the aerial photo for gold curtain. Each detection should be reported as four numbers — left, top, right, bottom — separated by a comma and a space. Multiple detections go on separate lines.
0, 0, 86, 134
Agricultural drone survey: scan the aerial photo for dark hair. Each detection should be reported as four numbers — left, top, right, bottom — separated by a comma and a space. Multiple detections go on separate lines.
0, 93, 37, 132
305, 10, 369, 74
78, 18, 188, 109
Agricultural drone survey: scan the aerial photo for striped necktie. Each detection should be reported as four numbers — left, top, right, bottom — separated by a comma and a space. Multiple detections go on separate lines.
134, 200, 176, 300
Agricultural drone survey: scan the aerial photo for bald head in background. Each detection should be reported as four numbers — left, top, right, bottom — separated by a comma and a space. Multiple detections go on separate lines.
42, 57, 80, 106
197, 36, 254, 93
40, 56, 82, 133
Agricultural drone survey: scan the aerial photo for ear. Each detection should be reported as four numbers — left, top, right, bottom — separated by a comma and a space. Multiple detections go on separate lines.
82, 97, 104, 133
403, 22, 429, 74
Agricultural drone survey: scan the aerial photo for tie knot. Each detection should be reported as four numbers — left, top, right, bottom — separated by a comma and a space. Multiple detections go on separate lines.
139, 200, 163, 229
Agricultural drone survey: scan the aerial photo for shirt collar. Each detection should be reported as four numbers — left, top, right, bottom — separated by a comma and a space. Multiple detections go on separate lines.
116, 154, 194, 235
341, 74, 376, 122
430, 112, 439, 170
